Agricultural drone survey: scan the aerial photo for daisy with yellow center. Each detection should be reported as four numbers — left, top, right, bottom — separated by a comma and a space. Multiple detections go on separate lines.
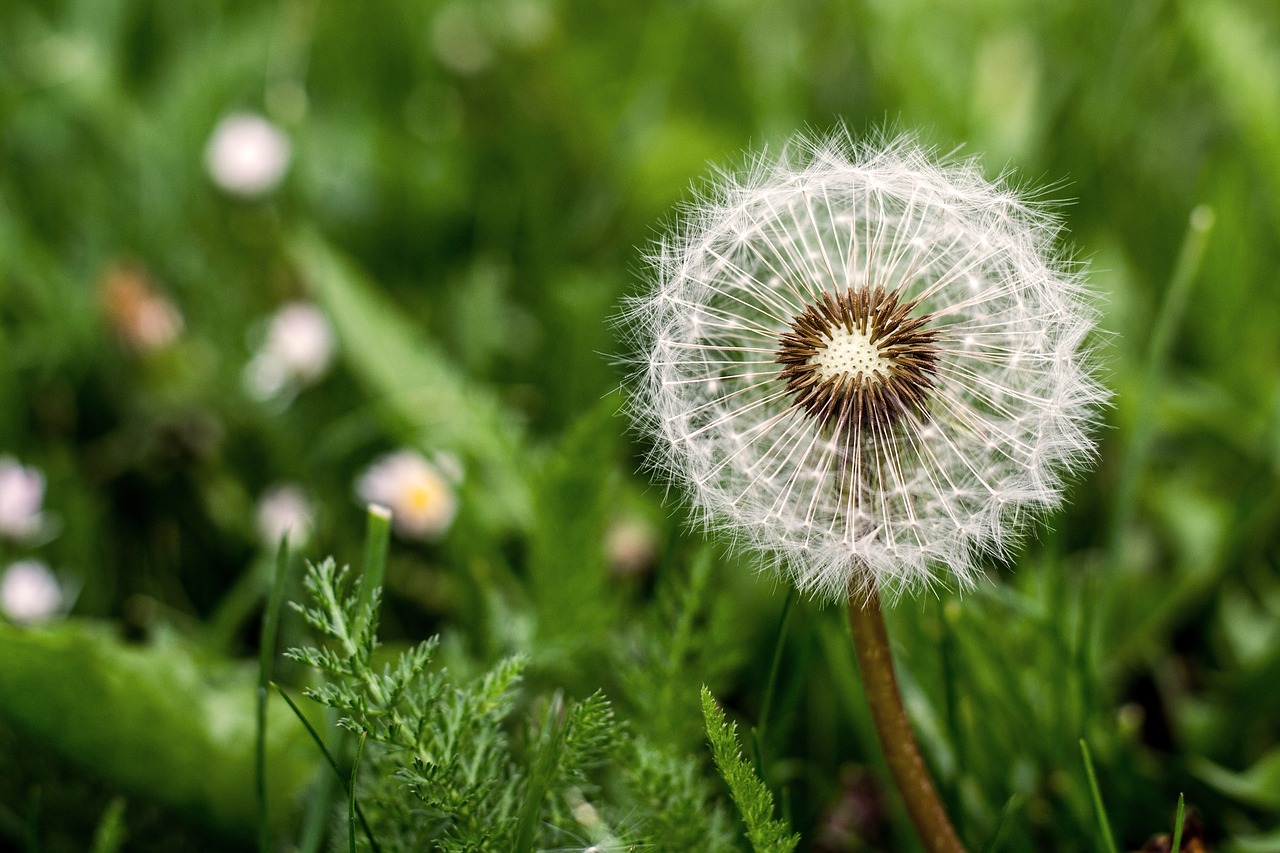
356, 450, 460, 540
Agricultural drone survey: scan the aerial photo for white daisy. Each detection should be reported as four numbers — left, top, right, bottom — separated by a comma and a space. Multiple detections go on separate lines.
356, 450, 459, 541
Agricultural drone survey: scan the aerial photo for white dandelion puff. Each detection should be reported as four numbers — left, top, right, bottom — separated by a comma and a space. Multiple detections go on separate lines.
624, 131, 1106, 602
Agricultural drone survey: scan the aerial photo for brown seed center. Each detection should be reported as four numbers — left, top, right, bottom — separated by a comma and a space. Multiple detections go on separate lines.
775, 285, 940, 432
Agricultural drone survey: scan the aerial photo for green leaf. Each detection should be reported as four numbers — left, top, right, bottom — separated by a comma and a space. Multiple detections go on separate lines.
1192, 749, 1280, 810
0, 622, 316, 835
700, 687, 798, 853
1233, 827, 1280, 853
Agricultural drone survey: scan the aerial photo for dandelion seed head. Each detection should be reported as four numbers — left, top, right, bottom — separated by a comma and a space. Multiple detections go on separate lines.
623, 130, 1107, 602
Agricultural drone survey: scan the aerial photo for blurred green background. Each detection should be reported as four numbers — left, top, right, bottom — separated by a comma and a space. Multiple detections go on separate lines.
2, 0, 1280, 850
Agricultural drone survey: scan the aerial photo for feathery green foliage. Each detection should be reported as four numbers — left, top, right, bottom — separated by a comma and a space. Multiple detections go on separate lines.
701, 687, 799, 853
288, 557, 738, 852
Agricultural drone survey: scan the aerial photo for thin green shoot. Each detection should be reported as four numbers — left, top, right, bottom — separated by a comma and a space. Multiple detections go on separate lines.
978, 794, 1020, 853
272, 682, 380, 852
349, 731, 367, 853
752, 588, 795, 775
355, 504, 392, 638
257, 535, 291, 853
1170, 792, 1186, 853
1079, 739, 1118, 853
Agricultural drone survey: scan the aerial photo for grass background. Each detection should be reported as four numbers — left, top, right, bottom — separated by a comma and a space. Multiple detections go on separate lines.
2, 0, 1280, 850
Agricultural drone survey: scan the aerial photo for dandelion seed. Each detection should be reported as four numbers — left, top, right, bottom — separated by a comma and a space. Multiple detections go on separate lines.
356, 450, 460, 541
0, 457, 46, 542
624, 131, 1105, 602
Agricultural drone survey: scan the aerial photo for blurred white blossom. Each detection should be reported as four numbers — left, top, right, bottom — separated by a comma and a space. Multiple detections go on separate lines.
0, 457, 45, 542
243, 302, 336, 400
356, 450, 459, 541
205, 113, 291, 198
604, 516, 659, 579
1, 560, 63, 624
255, 483, 315, 547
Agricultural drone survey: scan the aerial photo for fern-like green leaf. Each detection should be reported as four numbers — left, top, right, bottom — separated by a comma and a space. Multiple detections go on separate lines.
701, 686, 799, 853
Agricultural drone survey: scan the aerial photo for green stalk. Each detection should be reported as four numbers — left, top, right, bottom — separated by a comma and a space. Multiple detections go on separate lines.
848, 588, 966, 853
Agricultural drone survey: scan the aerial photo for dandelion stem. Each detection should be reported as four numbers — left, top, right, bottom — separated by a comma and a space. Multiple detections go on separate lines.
848, 588, 966, 853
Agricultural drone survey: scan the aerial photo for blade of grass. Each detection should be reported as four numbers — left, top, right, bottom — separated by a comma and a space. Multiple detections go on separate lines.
513, 692, 567, 853
978, 794, 1020, 853
257, 536, 291, 853
752, 588, 795, 775
297, 770, 338, 853
89, 797, 127, 853
349, 731, 367, 853
1079, 739, 1118, 853
1170, 792, 1185, 852
1107, 204, 1215, 566
273, 683, 380, 852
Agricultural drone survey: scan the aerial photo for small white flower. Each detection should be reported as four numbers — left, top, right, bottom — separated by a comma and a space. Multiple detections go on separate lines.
356, 450, 459, 541
0, 457, 45, 542
1, 560, 63, 624
243, 301, 336, 400
205, 113, 291, 198
625, 131, 1106, 602
255, 484, 315, 547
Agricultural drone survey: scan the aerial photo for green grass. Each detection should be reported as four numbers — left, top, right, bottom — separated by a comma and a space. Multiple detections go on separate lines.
2, 0, 1280, 850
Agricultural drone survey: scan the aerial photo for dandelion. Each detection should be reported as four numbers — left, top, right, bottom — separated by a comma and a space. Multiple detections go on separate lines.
0, 457, 46, 542
255, 483, 315, 547
627, 131, 1104, 602
1, 560, 63, 625
356, 450, 460, 541
205, 112, 291, 198
625, 130, 1105, 853
243, 301, 336, 401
